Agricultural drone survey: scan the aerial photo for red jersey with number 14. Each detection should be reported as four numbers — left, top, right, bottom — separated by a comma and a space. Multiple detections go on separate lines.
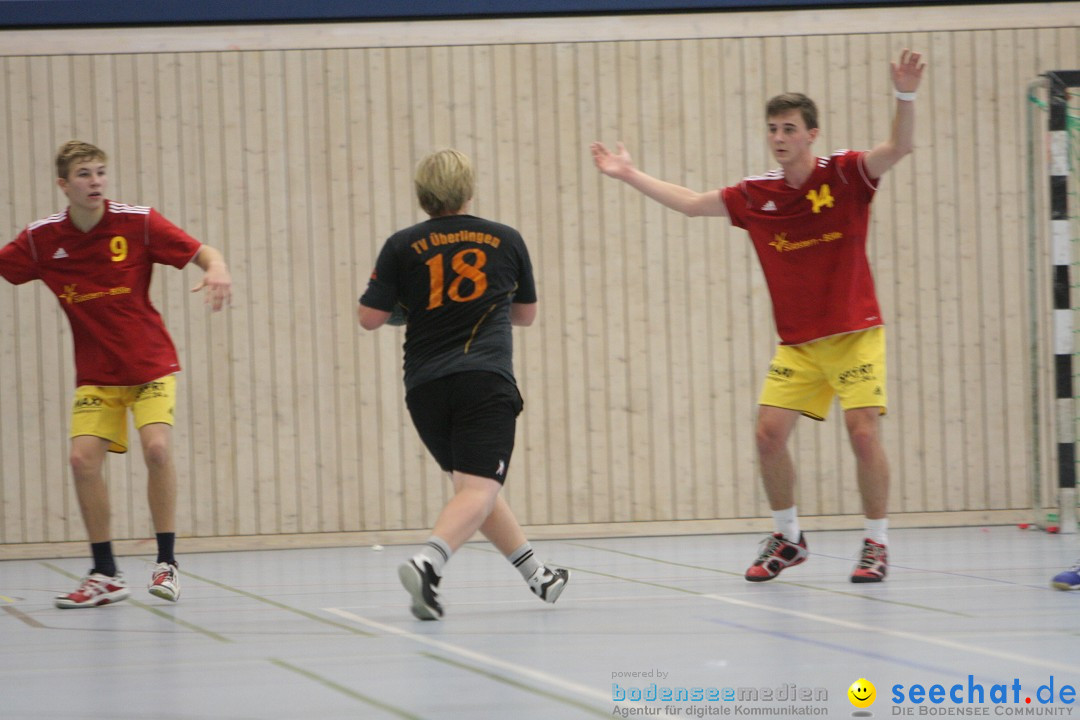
0, 200, 202, 386
721, 149, 882, 346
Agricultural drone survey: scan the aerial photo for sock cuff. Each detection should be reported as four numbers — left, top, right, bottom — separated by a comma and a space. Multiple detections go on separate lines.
508, 542, 534, 567
425, 537, 451, 562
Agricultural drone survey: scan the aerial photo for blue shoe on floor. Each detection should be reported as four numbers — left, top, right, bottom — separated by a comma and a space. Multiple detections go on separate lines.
1051, 561, 1080, 590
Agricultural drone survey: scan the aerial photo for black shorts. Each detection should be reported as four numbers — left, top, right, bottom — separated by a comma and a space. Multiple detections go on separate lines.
405, 371, 524, 484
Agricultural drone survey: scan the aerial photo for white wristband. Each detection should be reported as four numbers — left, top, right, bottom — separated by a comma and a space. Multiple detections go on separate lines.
894, 90, 916, 101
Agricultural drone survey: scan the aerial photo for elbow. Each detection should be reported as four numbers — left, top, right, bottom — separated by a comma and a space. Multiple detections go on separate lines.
892, 140, 915, 159
681, 193, 713, 217
357, 307, 380, 331
510, 303, 538, 327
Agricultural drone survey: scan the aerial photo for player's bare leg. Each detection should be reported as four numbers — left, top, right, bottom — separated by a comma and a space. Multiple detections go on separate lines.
756, 406, 800, 511
69, 435, 112, 543
746, 406, 808, 581
845, 406, 890, 582
844, 407, 889, 519
57, 435, 130, 608
140, 422, 181, 600
140, 422, 177, 534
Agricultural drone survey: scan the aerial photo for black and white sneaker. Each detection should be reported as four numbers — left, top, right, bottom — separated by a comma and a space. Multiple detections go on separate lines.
527, 566, 570, 603
398, 559, 444, 620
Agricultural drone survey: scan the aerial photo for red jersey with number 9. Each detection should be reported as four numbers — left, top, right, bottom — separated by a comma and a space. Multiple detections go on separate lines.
721, 149, 882, 346
0, 200, 202, 386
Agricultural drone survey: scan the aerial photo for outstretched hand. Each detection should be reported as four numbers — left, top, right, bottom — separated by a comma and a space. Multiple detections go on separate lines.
191, 265, 232, 312
892, 49, 925, 93
590, 141, 634, 179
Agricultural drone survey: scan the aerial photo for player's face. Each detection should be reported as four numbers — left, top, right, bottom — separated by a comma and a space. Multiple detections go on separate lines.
58, 160, 107, 213
767, 110, 817, 166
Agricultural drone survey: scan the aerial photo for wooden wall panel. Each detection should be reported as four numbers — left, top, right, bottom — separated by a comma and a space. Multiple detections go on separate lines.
0, 5, 1077, 552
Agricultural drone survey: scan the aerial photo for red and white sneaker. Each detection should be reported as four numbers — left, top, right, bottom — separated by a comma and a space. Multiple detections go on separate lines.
851, 539, 888, 583
148, 561, 181, 602
745, 532, 808, 582
55, 572, 130, 609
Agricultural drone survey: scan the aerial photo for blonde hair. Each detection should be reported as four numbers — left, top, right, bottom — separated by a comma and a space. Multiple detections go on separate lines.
56, 140, 107, 179
415, 149, 474, 216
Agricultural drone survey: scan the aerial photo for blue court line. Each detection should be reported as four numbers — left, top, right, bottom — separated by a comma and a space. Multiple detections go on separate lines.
698, 614, 956, 676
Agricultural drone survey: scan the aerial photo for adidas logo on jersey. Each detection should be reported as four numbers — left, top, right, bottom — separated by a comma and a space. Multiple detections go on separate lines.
761, 200, 777, 212
52, 248, 69, 259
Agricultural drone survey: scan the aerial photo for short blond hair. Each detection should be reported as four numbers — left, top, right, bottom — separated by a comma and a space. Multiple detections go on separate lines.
415, 149, 474, 216
56, 140, 107, 180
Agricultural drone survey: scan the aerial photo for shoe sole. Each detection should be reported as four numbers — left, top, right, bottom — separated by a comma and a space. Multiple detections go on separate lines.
745, 555, 808, 582
398, 563, 442, 621
55, 590, 131, 609
148, 585, 180, 601
1052, 581, 1080, 591
851, 574, 886, 583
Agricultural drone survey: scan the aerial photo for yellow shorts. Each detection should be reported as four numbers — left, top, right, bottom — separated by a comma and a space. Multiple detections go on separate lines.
70, 375, 177, 453
758, 327, 887, 421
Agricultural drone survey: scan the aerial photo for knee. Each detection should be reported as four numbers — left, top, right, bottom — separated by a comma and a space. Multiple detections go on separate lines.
142, 438, 172, 470
69, 447, 102, 480
847, 423, 881, 460
756, 422, 788, 458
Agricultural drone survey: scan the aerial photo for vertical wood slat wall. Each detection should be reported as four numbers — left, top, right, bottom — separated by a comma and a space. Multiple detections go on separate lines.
0, 9, 1077, 548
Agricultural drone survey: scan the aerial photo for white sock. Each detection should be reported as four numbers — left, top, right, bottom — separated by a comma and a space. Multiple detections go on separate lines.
415, 536, 452, 575
772, 506, 800, 542
507, 542, 543, 580
864, 518, 888, 546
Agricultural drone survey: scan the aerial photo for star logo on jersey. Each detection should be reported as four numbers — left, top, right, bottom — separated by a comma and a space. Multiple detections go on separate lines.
761, 200, 777, 212
806, 183, 835, 214
61, 284, 78, 304
52, 247, 69, 259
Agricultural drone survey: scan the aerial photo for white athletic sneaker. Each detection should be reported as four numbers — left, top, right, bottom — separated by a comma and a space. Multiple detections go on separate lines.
527, 566, 570, 603
55, 572, 130, 609
148, 561, 181, 602
398, 558, 444, 620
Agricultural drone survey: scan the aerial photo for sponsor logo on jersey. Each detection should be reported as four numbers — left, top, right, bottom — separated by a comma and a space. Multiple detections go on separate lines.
60, 283, 133, 304
769, 231, 843, 252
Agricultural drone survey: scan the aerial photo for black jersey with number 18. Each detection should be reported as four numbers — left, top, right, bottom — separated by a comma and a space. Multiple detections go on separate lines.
360, 214, 537, 392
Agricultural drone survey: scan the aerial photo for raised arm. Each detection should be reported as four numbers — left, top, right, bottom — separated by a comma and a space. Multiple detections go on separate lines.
190, 245, 232, 311
590, 141, 727, 218
863, 49, 926, 180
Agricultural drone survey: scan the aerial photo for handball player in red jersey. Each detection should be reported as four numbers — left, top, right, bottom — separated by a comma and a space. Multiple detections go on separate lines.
592, 50, 926, 584
0, 141, 232, 607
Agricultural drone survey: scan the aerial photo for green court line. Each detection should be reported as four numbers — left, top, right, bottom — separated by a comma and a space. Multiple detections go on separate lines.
40, 561, 231, 643
558, 542, 973, 617
422, 652, 612, 718
269, 658, 425, 720
180, 567, 375, 637
3, 604, 46, 628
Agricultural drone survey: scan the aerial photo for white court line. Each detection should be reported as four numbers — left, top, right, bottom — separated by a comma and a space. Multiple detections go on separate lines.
324, 608, 610, 703
702, 593, 1080, 675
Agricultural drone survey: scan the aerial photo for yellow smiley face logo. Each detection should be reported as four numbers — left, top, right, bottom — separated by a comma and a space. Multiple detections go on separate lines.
848, 678, 876, 708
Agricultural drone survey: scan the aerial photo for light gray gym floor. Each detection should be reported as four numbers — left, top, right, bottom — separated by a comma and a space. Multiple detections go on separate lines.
1, 526, 1078, 720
